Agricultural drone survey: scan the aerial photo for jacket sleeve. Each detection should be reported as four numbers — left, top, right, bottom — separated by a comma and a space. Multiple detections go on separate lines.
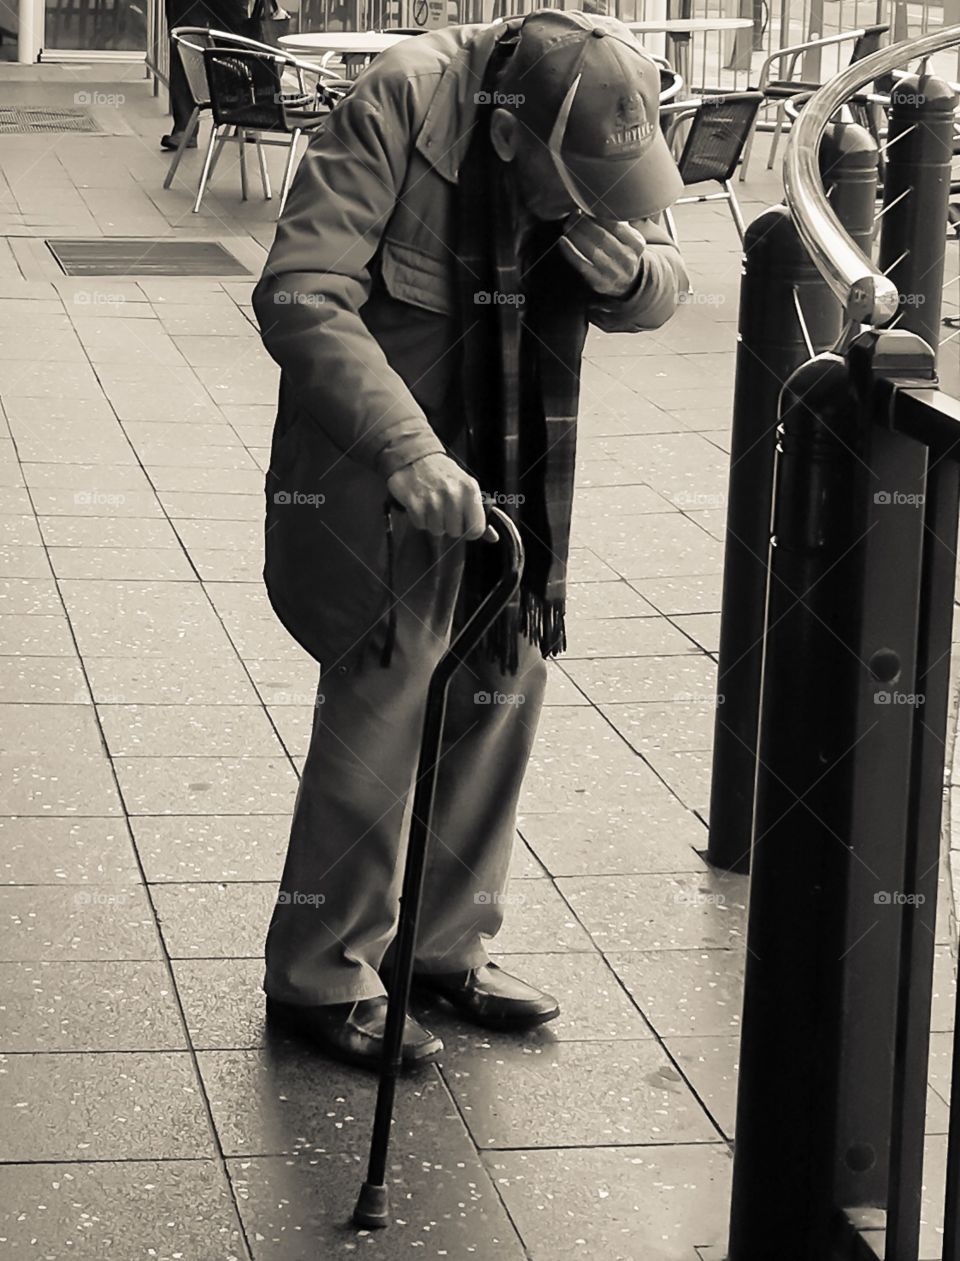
588, 217, 689, 334
252, 79, 447, 481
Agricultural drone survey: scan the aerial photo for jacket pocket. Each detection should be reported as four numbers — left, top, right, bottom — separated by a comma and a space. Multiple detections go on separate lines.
379, 237, 453, 316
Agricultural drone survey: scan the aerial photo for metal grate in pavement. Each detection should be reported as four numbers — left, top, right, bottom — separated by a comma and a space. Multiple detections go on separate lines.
45, 238, 252, 277
0, 106, 101, 133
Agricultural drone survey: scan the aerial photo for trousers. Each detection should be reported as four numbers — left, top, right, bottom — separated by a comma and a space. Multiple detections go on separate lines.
263, 515, 547, 1005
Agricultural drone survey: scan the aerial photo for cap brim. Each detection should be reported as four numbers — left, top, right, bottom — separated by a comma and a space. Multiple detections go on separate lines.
562, 128, 684, 222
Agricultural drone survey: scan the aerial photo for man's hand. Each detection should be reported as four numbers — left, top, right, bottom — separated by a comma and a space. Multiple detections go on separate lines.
387, 453, 493, 541
558, 216, 646, 298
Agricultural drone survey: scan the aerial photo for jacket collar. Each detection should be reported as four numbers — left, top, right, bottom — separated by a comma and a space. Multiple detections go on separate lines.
415, 19, 523, 184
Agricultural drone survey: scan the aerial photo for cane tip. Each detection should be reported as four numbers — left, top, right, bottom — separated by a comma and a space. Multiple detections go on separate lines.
353, 1181, 390, 1229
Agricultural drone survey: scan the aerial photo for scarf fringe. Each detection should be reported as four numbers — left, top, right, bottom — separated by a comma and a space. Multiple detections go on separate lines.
475, 589, 567, 676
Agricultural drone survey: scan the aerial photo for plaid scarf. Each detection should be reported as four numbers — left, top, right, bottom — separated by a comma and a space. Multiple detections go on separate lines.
455, 105, 589, 677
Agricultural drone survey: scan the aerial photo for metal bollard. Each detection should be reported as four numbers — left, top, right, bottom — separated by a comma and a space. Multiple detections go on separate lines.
877, 71, 957, 356
706, 123, 878, 873
726, 352, 870, 1260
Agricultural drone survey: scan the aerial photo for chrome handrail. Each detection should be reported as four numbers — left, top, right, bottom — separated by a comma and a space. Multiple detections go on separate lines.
784, 25, 960, 327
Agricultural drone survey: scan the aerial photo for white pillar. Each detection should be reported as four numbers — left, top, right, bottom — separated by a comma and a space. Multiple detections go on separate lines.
18, 0, 41, 63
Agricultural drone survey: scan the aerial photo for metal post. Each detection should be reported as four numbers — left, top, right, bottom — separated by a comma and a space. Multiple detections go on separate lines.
877, 71, 958, 357
727, 352, 869, 1261
707, 123, 878, 873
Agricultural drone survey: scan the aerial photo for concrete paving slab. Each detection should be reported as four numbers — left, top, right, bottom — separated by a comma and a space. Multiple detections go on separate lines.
114, 756, 297, 816
0, 959, 185, 1052
85, 655, 260, 705
151, 882, 278, 958
227, 1148, 526, 1260
486, 1144, 732, 1261
100, 704, 283, 759
132, 815, 289, 883
0, 1159, 245, 1260
0, 884, 157, 961
0, 817, 135, 884
442, 1038, 718, 1149
0, 1052, 213, 1161
198, 1046, 455, 1158
557, 873, 747, 953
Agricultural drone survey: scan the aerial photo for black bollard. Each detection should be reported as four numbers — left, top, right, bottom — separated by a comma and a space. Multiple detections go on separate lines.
726, 352, 870, 1260
877, 71, 957, 356
707, 123, 879, 873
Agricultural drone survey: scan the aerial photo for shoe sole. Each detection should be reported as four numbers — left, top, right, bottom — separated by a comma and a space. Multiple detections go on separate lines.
265, 1001, 443, 1071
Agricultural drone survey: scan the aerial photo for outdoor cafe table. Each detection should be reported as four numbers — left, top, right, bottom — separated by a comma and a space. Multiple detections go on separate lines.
278, 30, 413, 76
626, 16, 754, 85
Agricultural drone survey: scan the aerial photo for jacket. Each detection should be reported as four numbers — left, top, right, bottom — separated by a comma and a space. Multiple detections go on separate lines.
252, 18, 689, 671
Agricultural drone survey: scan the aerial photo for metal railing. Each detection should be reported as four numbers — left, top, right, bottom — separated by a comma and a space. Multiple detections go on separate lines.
716, 24, 960, 1261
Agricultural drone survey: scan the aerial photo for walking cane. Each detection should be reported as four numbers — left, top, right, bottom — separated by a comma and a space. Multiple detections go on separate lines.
352, 500, 524, 1230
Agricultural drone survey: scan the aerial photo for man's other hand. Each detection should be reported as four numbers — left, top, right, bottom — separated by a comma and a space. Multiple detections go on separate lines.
559, 216, 646, 298
387, 453, 493, 540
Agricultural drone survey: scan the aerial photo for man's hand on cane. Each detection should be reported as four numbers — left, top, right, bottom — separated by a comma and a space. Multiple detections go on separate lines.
386, 453, 497, 541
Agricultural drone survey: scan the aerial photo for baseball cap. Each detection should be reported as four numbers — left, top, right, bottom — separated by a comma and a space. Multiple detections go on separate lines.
493, 10, 683, 222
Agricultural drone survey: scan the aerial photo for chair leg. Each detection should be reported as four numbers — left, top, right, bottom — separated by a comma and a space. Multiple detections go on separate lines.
278, 130, 301, 217
725, 180, 747, 242
193, 123, 221, 214
255, 136, 272, 201
238, 129, 248, 202
207, 124, 234, 183
163, 106, 199, 191
766, 101, 787, 171
739, 109, 760, 183
664, 206, 679, 245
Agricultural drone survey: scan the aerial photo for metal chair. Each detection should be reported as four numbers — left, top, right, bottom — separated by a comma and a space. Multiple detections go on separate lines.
195, 44, 348, 216
661, 91, 765, 244
163, 28, 219, 193
740, 24, 889, 181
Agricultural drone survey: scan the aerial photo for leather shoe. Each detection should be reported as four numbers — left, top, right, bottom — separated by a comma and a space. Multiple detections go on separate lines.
265, 996, 443, 1070
160, 131, 197, 151
413, 962, 560, 1031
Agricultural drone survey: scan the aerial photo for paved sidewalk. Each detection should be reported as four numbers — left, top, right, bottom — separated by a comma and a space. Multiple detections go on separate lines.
0, 62, 957, 1261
